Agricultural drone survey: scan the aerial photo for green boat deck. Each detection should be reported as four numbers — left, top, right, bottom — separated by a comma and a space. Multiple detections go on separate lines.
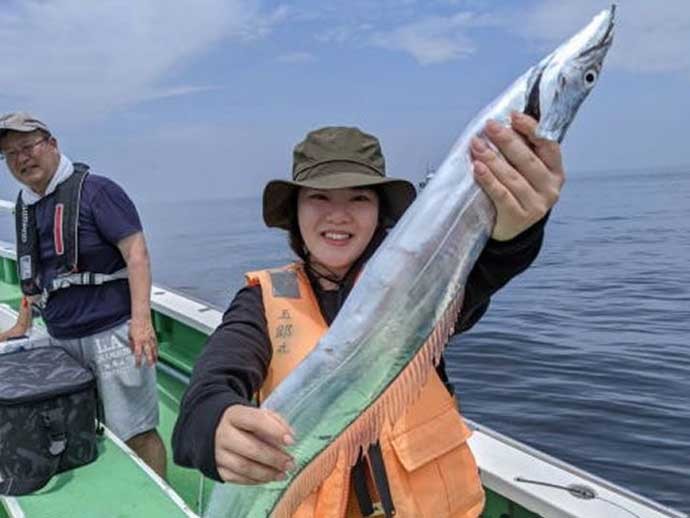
0, 252, 211, 518
2, 428, 196, 518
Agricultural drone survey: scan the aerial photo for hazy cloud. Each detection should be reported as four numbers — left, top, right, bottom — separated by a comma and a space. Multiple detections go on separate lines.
315, 10, 499, 65
515, 1, 690, 74
277, 51, 317, 64
139, 86, 223, 102
310, 1, 690, 73
0, 0, 286, 122
316, 25, 368, 45
370, 13, 479, 64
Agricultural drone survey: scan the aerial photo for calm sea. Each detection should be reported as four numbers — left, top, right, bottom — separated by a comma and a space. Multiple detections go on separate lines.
2, 168, 689, 512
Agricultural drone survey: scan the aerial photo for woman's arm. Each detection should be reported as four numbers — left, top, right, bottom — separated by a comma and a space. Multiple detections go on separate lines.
172, 285, 293, 483
455, 214, 547, 333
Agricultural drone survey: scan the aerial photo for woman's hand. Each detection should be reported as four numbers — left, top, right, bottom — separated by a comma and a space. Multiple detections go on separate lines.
215, 405, 296, 485
471, 112, 565, 241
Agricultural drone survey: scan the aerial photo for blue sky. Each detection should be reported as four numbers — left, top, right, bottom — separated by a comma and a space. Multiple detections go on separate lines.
1, 0, 688, 202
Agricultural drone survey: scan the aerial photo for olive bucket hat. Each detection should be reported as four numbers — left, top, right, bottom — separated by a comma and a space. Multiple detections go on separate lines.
263, 126, 417, 230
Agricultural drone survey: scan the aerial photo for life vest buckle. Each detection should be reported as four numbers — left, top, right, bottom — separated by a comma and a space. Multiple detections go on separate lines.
364, 502, 390, 517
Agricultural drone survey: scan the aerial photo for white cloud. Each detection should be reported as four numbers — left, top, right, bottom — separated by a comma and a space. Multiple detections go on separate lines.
0, 0, 285, 122
316, 25, 360, 45
313, 1, 690, 72
139, 85, 223, 102
317, 10, 498, 65
371, 13, 478, 64
277, 52, 317, 64
515, 0, 690, 74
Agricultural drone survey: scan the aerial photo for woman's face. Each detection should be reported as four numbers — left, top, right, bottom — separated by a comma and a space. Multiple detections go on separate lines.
297, 187, 379, 278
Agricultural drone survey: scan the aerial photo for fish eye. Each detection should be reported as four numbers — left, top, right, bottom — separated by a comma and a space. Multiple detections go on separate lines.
583, 68, 598, 87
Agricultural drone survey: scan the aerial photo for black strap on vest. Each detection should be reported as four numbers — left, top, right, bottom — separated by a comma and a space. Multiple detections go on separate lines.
15, 164, 89, 296
56, 163, 89, 275
14, 192, 41, 295
352, 442, 396, 517
368, 443, 395, 517
353, 449, 374, 516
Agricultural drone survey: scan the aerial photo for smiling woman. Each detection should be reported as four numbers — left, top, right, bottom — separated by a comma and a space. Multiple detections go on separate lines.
172, 121, 562, 517
297, 187, 379, 281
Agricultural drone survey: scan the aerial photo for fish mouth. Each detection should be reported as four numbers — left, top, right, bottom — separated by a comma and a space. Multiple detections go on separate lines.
579, 4, 616, 59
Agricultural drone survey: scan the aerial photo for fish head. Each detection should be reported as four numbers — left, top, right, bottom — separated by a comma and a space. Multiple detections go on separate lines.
526, 5, 615, 142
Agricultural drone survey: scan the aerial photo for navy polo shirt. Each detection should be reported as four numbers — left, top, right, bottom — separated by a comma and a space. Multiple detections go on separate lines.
32, 174, 142, 339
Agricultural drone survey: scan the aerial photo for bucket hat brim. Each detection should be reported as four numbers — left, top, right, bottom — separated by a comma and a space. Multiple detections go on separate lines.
263, 170, 416, 230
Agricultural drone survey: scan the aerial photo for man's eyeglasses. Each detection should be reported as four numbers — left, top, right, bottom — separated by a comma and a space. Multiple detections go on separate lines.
0, 138, 49, 162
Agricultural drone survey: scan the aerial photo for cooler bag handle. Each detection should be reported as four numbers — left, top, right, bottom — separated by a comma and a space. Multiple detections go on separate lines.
42, 408, 68, 456
0, 408, 64, 495
18, 408, 67, 492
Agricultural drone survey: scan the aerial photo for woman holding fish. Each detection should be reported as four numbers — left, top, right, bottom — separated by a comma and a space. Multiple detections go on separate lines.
173, 114, 564, 517
174, 8, 613, 516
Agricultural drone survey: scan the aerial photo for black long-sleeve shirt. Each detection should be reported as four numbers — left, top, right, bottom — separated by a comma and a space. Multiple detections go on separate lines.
172, 218, 547, 481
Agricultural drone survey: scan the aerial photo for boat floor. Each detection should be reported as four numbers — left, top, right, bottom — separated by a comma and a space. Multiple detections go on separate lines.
2, 427, 196, 518
0, 306, 206, 518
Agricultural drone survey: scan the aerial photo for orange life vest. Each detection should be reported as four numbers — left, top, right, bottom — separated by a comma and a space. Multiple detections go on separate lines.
246, 263, 485, 518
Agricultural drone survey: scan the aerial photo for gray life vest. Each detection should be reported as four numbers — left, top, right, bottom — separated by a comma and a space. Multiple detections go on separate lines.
14, 163, 127, 301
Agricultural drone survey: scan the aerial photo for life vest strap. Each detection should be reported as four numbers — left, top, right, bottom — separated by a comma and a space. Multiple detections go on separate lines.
37, 268, 128, 308
14, 164, 90, 296
47, 268, 128, 293
353, 442, 396, 518
368, 442, 395, 517
353, 450, 374, 516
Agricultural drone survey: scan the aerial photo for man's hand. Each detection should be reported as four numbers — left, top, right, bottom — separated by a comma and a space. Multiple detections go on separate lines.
471, 112, 565, 241
0, 324, 28, 342
117, 232, 156, 367
0, 296, 33, 342
129, 317, 158, 367
215, 405, 296, 485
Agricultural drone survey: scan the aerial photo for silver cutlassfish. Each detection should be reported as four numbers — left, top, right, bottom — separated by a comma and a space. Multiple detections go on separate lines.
206, 6, 615, 517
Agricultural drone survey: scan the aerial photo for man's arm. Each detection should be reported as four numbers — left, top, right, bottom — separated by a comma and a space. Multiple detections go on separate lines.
0, 296, 36, 341
117, 231, 157, 366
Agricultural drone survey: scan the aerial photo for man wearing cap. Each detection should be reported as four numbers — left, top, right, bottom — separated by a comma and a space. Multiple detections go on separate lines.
173, 122, 563, 516
0, 112, 166, 478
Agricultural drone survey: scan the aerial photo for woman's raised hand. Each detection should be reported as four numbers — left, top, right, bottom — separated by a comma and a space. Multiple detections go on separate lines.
471, 112, 565, 241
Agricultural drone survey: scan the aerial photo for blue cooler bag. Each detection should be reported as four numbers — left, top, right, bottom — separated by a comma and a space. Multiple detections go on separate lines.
0, 346, 101, 495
